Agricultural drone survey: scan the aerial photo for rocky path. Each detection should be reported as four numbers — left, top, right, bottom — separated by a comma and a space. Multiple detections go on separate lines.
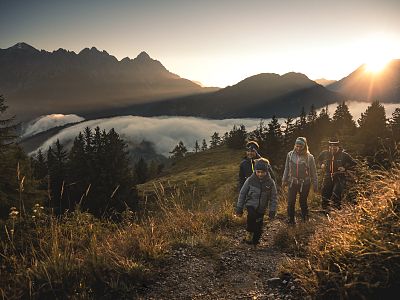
138, 218, 306, 300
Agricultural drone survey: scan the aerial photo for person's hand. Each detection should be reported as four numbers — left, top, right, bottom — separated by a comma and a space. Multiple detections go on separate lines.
321, 163, 325, 170
338, 166, 345, 172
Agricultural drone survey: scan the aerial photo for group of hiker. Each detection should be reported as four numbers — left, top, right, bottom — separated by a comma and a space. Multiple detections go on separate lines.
235, 137, 357, 246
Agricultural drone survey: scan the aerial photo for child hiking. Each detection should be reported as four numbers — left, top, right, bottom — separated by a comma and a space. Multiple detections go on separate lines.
282, 137, 318, 225
235, 158, 277, 246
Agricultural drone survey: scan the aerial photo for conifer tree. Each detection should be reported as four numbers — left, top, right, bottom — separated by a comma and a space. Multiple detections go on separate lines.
201, 139, 208, 151
332, 101, 356, 135
194, 140, 200, 153
389, 108, 400, 141
210, 132, 221, 148
357, 101, 389, 156
170, 141, 188, 159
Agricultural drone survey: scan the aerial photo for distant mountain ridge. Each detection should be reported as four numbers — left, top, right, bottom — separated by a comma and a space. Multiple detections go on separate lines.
327, 59, 400, 102
93, 72, 344, 119
0, 43, 214, 121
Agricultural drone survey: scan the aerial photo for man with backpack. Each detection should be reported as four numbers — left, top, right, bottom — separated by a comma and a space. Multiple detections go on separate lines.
282, 137, 318, 225
318, 137, 357, 211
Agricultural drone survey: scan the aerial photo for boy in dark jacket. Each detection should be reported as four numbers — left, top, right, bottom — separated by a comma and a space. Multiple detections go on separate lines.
236, 158, 277, 246
318, 137, 357, 211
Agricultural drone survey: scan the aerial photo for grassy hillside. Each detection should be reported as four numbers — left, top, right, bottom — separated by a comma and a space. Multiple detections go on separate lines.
1, 145, 398, 298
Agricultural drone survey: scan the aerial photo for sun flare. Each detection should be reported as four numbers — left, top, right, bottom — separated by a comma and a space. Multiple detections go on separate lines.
364, 58, 390, 73
360, 33, 398, 74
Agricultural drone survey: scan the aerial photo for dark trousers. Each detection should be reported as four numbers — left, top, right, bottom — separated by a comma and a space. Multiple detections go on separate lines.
321, 176, 345, 210
246, 206, 264, 244
287, 182, 310, 223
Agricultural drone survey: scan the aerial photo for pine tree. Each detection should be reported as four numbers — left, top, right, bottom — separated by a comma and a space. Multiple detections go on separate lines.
283, 116, 295, 152
332, 102, 356, 135
249, 120, 266, 144
201, 139, 208, 151
194, 140, 200, 153
135, 158, 148, 184
170, 141, 188, 159
0, 95, 17, 150
210, 132, 221, 148
357, 101, 389, 156
264, 116, 283, 164
226, 124, 247, 149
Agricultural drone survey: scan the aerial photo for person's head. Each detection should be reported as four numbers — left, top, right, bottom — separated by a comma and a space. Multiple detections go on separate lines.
328, 137, 340, 154
254, 158, 269, 179
294, 137, 308, 154
246, 141, 259, 159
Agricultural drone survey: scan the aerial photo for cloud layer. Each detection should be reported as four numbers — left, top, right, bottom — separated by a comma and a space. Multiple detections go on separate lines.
32, 116, 262, 156
30, 101, 399, 157
22, 114, 85, 138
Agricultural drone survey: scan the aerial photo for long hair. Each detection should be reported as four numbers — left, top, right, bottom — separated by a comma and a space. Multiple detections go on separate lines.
293, 136, 309, 155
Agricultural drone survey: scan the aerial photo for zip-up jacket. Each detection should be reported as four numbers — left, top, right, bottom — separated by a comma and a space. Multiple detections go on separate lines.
236, 172, 277, 215
318, 149, 356, 178
282, 150, 318, 190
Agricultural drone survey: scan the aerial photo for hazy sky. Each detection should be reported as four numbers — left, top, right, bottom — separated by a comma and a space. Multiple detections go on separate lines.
1, 0, 400, 87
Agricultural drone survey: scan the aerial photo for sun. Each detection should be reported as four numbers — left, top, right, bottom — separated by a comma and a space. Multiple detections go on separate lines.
364, 58, 390, 73
360, 33, 398, 74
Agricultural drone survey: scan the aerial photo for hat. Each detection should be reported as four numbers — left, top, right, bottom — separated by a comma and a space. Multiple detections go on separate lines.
295, 137, 306, 146
329, 137, 340, 145
255, 159, 268, 171
246, 140, 259, 151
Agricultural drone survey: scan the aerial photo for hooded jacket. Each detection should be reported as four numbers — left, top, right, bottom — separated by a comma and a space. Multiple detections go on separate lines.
236, 172, 277, 215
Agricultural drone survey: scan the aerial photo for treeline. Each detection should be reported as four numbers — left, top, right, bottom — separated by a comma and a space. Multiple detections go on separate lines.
171, 101, 400, 172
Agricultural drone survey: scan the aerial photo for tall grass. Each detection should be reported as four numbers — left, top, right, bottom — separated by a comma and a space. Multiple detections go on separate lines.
0, 179, 238, 298
280, 164, 400, 299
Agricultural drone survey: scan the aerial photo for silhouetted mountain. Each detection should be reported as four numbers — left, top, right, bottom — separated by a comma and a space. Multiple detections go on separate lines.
0, 43, 215, 121
95, 72, 344, 119
315, 78, 336, 86
327, 59, 400, 102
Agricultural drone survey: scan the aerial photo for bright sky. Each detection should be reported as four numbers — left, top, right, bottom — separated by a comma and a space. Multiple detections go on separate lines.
1, 0, 400, 87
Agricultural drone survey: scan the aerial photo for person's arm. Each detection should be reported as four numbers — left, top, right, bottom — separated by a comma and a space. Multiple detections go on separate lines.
281, 152, 290, 185
269, 180, 278, 219
236, 178, 250, 215
309, 154, 318, 191
344, 152, 357, 169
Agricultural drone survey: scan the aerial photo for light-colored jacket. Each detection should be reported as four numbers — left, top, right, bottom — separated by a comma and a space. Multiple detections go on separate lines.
282, 150, 318, 190
236, 172, 277, 214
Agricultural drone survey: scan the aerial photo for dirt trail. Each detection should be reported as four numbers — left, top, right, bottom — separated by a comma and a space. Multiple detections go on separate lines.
138, 218, 306, 300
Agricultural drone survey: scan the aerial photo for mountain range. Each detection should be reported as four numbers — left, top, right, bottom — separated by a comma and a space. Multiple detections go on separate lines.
0, 43, 214, 121
1, 43, 399, 122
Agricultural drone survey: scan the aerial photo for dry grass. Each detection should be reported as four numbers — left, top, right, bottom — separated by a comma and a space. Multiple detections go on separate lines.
280, 163, 400, 299
0, 151, 240, 298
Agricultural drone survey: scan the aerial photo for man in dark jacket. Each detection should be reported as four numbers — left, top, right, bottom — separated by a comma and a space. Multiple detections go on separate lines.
238, 141, 274, 190
318, 137, 357, 211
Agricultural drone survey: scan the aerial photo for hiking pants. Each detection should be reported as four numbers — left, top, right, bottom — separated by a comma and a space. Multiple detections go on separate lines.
287, 181, 310, 223
246, 206, 264, 244
321, 176, 345, 210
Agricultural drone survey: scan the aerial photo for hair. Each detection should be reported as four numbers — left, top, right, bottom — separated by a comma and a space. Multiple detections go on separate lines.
293, 136, 309, 155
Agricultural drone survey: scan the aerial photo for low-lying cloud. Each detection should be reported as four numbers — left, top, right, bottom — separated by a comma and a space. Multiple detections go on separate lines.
33, 116, 262, 156
22, 114, 85, 138
30, 101, 399, 157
